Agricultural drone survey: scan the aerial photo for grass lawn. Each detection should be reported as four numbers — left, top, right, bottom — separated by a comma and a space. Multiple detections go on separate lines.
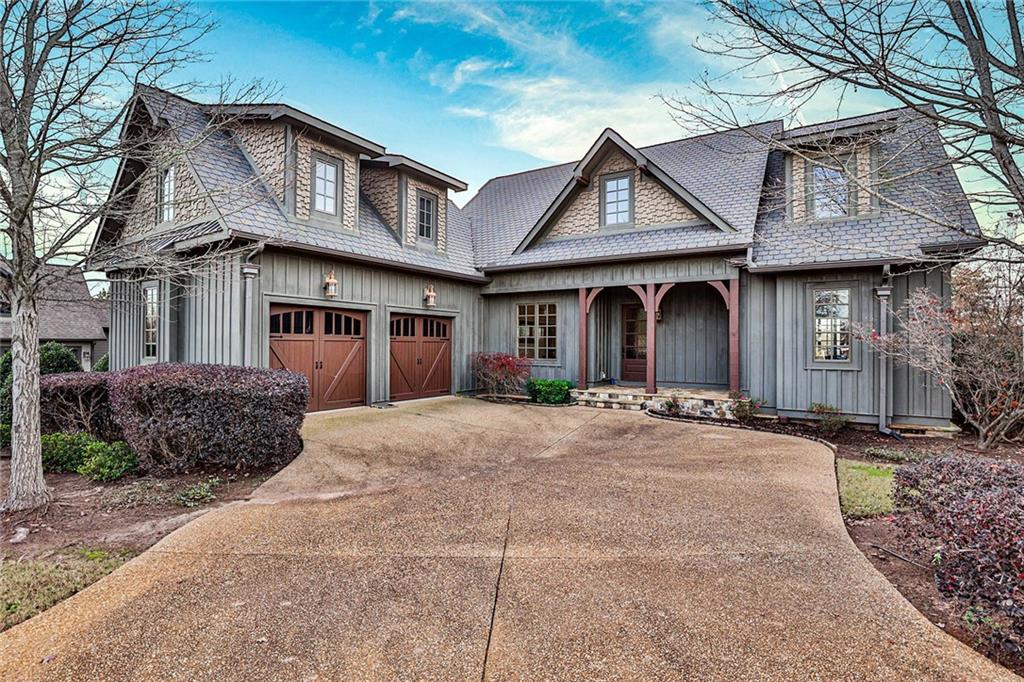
1, 549, 131, 632
836, 458, 895, 518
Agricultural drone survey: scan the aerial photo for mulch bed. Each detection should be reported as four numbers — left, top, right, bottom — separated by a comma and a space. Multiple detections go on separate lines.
0, 462, 279, 561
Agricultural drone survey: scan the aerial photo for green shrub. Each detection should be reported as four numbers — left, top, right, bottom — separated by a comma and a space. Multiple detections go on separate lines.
92, 354, 109, 372
0, 343, 84, 426
729, 393, 767, 422
809, 402, 850, 436
0, 423, 9, 448
40, 432, 97, 473
862, 446, 925, 463
76, 441, 137, 482
174, 477, 222, 508
526, 378, 575, 404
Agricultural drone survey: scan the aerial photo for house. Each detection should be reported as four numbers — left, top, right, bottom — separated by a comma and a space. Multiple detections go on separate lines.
93, 87, 982, 429
0, 266, 110, 370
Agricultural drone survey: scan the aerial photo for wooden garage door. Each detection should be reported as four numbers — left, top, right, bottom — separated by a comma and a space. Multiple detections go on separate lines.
389, 314, 452, 401
268, 305, 366, 411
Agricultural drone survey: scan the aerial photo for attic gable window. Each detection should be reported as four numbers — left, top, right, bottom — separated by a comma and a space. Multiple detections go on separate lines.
158, 166, 175, 223
601, 172, 633, 226
810, 161, 850, 219
313, 157, 339, 216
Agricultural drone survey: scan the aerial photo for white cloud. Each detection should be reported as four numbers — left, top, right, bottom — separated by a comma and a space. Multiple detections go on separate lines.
429, 57, 513, 93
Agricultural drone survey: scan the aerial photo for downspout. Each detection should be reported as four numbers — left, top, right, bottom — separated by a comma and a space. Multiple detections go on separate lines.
875, 265, 899, 438
240, 246, 263, 367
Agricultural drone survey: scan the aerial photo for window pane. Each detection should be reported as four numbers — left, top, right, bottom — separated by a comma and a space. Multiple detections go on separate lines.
813, 164, 849, 218
812, 288, 852, 362
516, 303, 557, 360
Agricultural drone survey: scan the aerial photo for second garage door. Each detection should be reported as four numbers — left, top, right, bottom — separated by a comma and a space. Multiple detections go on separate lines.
389, 314, 452, 401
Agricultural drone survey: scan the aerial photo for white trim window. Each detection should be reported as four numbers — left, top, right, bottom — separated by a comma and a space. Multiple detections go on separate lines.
142, 283, 159, 361
158, 166, 176, 223
516, 302, 557, 361
812, 287, 851, 361
417, 191, 436, 241
313, 158, 338, 215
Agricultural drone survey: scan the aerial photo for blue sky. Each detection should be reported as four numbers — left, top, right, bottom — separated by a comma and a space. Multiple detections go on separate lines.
192, 1, 897, 201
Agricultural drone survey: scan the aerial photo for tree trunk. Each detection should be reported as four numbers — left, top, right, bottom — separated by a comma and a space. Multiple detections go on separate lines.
4, 287, 49, 511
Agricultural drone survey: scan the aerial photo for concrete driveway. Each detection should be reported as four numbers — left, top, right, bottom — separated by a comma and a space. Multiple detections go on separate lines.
0, 397, 1015, 680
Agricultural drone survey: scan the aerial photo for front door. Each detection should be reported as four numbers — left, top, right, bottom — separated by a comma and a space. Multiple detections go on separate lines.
389, 314, 452, 401
621, 303, 647, 383
268, 305, 367, 411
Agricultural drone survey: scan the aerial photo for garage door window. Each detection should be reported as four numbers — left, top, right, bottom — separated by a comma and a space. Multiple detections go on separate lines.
270, 309, 314, 335
517, 302, 557, 362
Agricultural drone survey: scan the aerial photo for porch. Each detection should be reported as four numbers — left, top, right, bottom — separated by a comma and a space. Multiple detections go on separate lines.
577, 278, 740, 394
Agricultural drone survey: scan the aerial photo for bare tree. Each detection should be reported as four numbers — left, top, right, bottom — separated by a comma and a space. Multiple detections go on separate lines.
0, 1, 273, 511
862, 262, 1024, 449
664, 0, 1024, 262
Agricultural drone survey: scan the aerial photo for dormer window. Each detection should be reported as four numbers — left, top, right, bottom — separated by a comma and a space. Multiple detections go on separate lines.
158, 166, 175, 223
601, 172, 633, 226
810, 160, 850, 219
313, 157, 339, 216
417, 191, 437, 242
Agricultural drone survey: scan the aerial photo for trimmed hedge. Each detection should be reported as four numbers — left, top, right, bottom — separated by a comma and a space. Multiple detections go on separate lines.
895, 455, 1024, 656
526, 378, 575, 405
40, 372, 121, 442
108, 363, 308, 473
0, 342, 84, 426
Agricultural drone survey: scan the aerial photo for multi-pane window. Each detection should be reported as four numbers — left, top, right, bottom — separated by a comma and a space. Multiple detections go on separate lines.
517, 303, 557, 361
142, 283, 159, 361
313, 158, 338, 215
601, 173, 632, 226
811, 163, 850, 218
417, 192, 436, 241
158, 166, 176, 223
813, 288, 851, 361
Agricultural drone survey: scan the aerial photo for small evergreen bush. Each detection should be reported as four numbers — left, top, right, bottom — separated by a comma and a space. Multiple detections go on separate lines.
77, 441, 137, 482
92, 354, 109, 372
809, 402, 850, 435
525, 378, 575, 404
41, 432, 96, 473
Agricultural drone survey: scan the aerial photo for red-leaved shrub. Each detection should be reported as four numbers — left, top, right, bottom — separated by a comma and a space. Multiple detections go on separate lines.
895, 455, 1024, 655
40, 372, 122, 442
108, 363, 308, 473
471, 352, 532, 396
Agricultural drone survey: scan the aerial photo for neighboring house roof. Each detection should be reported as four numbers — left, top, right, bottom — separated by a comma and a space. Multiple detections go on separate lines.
0, 266, 107, 342
100, 87, 982, 279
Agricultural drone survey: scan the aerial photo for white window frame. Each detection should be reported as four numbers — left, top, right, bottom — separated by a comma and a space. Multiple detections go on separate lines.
142, 282, 160, 362
311, 155, 340, 217
416, 190, 437, 242
600, 171, 634, 227
158, 166, 176, 223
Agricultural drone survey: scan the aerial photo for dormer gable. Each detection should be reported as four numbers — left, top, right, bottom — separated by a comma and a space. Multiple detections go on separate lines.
514, 129, 735, 255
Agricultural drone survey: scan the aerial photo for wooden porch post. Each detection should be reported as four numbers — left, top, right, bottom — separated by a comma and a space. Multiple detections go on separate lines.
728, 278, 740, 394
578, 287, 588, 389
645, 282, 657, 393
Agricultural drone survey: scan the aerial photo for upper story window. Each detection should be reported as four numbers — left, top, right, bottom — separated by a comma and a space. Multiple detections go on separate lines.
142, 282, 159, 361
417, 191, 437, 241
601, 172, 633, 226
812, 287, 851, 361
810, 161, 850, 219
313, 157, 339, 216
158, 166, 175, 223
517, 302, 557, 362
0, 295, 10, 317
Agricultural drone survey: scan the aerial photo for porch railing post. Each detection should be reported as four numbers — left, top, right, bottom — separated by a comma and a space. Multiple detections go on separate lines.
578, 287, 588, 390
645, 282, 657, 393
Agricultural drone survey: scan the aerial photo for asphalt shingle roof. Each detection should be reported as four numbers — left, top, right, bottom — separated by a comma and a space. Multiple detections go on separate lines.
129, 91, 981, 277
0, 266, 107, 342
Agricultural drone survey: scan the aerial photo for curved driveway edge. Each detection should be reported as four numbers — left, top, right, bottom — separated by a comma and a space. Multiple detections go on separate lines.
0, 397, 1016, 680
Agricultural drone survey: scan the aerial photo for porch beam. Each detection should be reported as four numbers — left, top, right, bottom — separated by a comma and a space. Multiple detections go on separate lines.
645, 282, 657, 393
578, 287, 588, 390
728, 278, 740, 394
